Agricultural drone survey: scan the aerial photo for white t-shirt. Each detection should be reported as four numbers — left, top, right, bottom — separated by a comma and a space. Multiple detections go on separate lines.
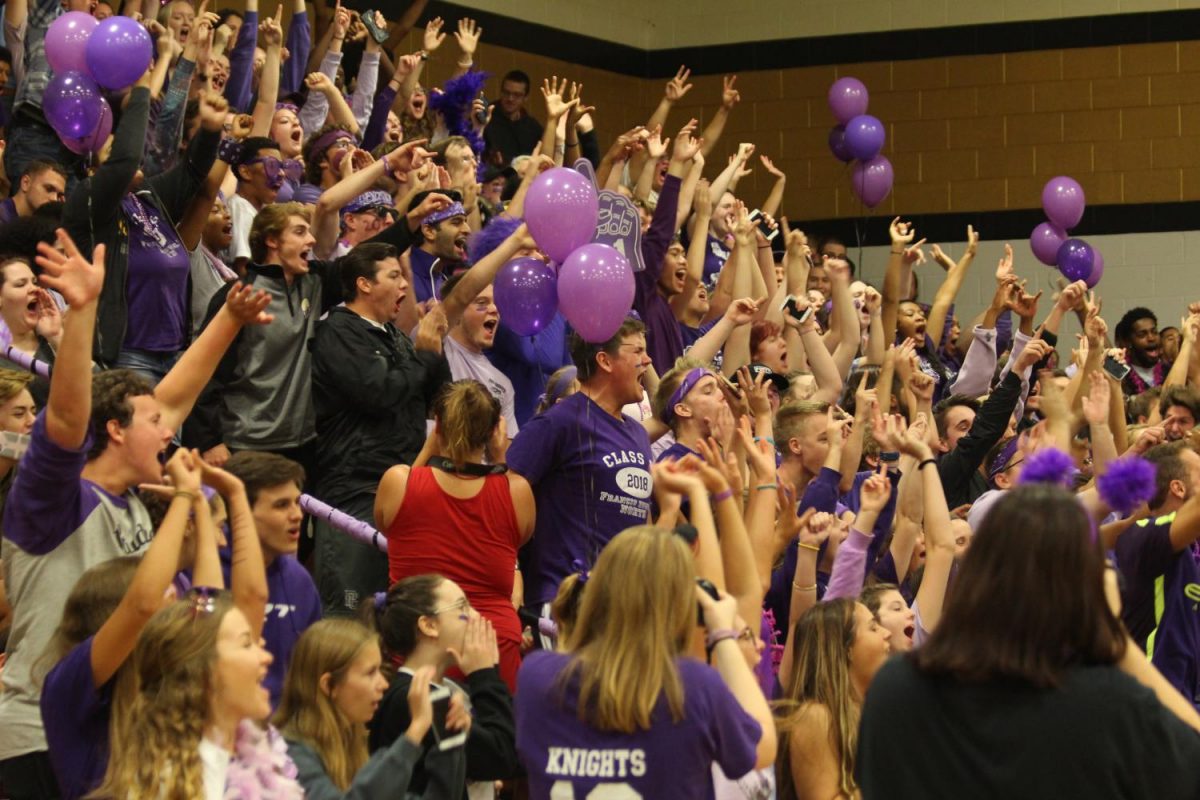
226, 193, 257, 264
198, 738, 229, 800
443, 334, 520, 436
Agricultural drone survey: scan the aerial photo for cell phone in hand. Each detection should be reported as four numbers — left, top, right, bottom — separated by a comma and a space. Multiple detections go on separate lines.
696, 577, 721, 626
747, 208, 779, 242
429, 684, 467, 751
781, 294, 814, 324
1103, 353, 1131, 382
474, 91, 490, 126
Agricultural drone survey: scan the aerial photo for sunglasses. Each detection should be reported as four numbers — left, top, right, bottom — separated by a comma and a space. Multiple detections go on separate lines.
351, 204, 399, 221
246, 156, 303, 185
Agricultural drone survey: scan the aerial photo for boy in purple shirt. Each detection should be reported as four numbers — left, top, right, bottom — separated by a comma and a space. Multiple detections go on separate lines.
507, 318, 654, 607
1116, 441, 1200, 707
0, 230, 271, 794
221, 451, 321, 707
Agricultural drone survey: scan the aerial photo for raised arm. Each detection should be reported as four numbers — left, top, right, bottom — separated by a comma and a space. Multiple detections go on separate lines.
881, 218, 924, 345
282, 0, 313, 94
925, 226, 978, 350
223, 0, 259, 113
539, 76, 579, 167
441, 224, 536, 327
699, 76, 740, 158
670, 179, 711, 319
200, 460, 269, 637
33, 231, 105, 450
758, 156, 787, 219
249, 7, 284, 138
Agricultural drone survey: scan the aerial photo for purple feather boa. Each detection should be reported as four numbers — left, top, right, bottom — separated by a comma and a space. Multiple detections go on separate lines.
468, 214, 523, 263
1097, 456, 1158, 516
428, 69, 490, 175
1016, 447, 1076, 488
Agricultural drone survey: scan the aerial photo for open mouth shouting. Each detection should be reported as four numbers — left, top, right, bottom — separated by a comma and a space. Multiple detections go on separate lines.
453, 236, 468, 261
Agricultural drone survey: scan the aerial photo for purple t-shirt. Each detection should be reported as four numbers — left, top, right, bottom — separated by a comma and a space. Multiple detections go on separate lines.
516, 651, 760, 800
122, 194, 191, 352
41, 637, 110, 800
1116, 514, 1200, 706
703, 235, 731, 284
507, 392, 653, 605
220, 549, 322, 708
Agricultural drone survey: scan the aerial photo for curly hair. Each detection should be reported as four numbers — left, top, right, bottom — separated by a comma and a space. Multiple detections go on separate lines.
88, 369, 156, 461
93, 592, 234, 799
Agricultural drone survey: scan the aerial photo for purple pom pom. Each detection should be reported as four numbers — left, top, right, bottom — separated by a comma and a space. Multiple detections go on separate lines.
1097, 456, 1157, 516
467, 214, 523, 263
1016, 447, 1076, 488
427, 69, 491, 172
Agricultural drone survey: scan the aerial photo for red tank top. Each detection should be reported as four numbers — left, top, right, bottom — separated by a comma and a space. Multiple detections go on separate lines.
386, 466, 522, 642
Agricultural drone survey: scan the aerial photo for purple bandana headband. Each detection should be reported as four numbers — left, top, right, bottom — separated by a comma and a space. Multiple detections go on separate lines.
662, 368, 709, 425
309, 128, 355, 158
422, 201, 466, 227
987, 436, 1021, 483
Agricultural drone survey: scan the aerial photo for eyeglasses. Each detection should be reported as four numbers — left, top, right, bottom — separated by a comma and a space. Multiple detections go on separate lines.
328, 139, 356, 152
431, 597, 471, 617
246, 156, 303, 185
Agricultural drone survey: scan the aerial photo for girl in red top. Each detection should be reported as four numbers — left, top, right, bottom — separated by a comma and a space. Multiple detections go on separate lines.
375, 380, 535, 691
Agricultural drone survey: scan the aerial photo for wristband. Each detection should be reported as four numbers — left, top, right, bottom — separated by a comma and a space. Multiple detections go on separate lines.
711, 488, 734, 504
798, 542, 821, 553
217, 137, 243, 164
879, 451, 900, 463
458, 59, 473, 67
753, 436, 776, 446
918, 458, 937, 470
566, 141, 579, 147
173, 490, 198, 502
704, 628, 739, 650
754, 483, 777, 491
890, 249, 904, 255
792, 581, 818, 591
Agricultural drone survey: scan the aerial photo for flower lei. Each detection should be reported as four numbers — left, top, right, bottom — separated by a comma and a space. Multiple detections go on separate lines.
1125, 359, 1167, 396
223, 720, 304, 800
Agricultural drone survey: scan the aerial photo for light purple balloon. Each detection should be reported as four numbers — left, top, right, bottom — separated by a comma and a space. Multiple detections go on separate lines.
850, 155, 894, 209
558, 243, 634, 343
524, 167, 599, 264
1085, 248, 1104, 288
1057, 238, 1094, 283
828, 77, 869, 124
43, 71, 103, 141
494, 257, 558, 337
62, 97, 112, 156
844, 115, 886, 161
1029, 221, 1068, 266
45, 12, 98, 76
828, 125, 852, 163
1042, 176, 1086, 230
86, 16, 153, 91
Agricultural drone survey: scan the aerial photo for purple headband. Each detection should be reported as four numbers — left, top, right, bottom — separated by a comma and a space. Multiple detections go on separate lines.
275, 102, 299, 114
662, 368, 709, 426
422, 201, 466, 227
538, 366, 578, 409
309, 128, 355, 158
987, 436, 1021, 483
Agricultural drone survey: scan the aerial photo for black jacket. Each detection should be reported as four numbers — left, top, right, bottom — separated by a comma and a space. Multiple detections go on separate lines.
310, 305, 450, 505
369, 666, 521, 794
62, 87, 220, 366
937, 369, 1024, 508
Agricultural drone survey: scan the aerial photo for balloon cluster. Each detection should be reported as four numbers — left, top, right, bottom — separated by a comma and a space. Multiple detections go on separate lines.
1029, 176, 1103, 287
43, 13, 153, 155
827, 78, 893, 209
496, 168, 634, 343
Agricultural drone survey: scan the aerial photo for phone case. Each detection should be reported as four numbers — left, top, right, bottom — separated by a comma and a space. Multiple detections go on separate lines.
361, 9, 389, 44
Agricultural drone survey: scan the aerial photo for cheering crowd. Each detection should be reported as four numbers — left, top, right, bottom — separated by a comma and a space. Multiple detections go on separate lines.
0, 0, 1197, 798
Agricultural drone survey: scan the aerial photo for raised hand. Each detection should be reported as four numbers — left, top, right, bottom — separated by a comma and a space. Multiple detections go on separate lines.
35, 229, 104, 308
731, 203, 756, 247
929, 243, 956, 272
995, 242, 1014, 283
405, 666, 436, 744
566, 82, 595, 120
223, 281, 274, 326
1009, 280, 1043, 320
801, 511, 835, 548
423, 16, 446, 51
645, 126, 668, 159
1081, 370, 1110, 425
258, 4, 283, 48
448, 614, 498, 674
672, 118, 702, 162
858, 464, 891, 513
723, 296, 759, 327
197, 90, 230, 132
33, 288, 62, 341
693, 179, 712, 217
760, 154, 785, 179
163, 447, 203, 496
384, 138, 431, 175
196, 455, 246, 496
331, 0, 352, 40
305, 71, 335, 94
665, 65, 693, 102
721, 74, 740, 110
1013, 338, 1053, 373
889, 217, 916, 247
454, 18, 482, 56
541, 76, 578, 119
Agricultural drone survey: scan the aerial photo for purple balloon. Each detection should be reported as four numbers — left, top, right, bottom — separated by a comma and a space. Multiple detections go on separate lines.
62, 98, 112, 156
45, 12, 98, 76
557, 243, 634, 343
525, 167, 599, 264
494, 257, 558, 337
86, 16, 153, 91
1042, 176, 1086, 230
850, 156, 894, 209
1085, 248, 1104, 288
828, 77, 869, 124
1029, 221, 1068, 266
1057, 238, 1095, 282
43, 71, 103, 141
843, 115, 886, 161
828, 125, 852, 163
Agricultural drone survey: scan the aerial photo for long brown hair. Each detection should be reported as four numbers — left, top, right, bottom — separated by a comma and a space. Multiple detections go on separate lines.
275, 620, 377, 790
775, 599, 861, 800
92, 593, 235, 799
559, 526, 693, 733
914, 484, 1125, 686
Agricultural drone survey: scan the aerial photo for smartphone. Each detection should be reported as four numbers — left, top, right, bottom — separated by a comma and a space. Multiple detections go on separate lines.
747, 208, 779, 242
475, 91, 490, 126
1103, 353, 1131, 382
696, 577, 721, 625
781, 294, 814, 324
429, 684, 467, 750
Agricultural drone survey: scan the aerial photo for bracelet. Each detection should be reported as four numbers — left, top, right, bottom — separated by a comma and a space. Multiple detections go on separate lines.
918, 458, 937, 470
173, 490, 198, 502
758, 244, 771, 250
457, 59, 473, 67
879, 451, 900, 463
890, 249, 904, 255
792, 581, 818, 592
753, 436, 775, 446
566, 141, 579, 147
711, 488, 734, 504
798, 542, 821, 553
754, 483, 778, 491
704, 628, 739, 650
